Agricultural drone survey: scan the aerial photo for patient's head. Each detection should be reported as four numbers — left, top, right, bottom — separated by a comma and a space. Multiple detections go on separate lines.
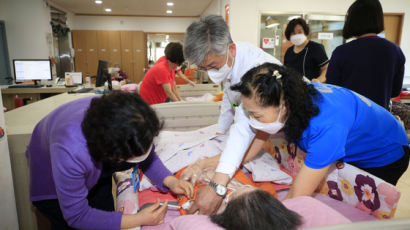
211, 188, 301, 230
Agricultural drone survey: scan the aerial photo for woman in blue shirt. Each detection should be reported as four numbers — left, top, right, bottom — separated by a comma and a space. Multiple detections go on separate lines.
231, 62, 409, 199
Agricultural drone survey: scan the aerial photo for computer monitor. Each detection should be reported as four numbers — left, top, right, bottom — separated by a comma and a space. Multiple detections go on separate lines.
96, 60, 112, 90
13, 59, 52, 85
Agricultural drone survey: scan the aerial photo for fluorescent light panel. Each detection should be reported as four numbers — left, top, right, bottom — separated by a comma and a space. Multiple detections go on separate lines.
167, 2, 174, 6
166, 10, 172, 14
95, 0, 103, 4
105, 8, 112, 12
266, 23, 279, 28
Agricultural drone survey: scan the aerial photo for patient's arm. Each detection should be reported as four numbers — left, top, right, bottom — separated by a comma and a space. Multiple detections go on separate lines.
182, 130, 269, 184
181, 155, 221, 184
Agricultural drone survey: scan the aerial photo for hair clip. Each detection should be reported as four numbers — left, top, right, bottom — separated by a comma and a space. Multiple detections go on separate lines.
273, 70, 282, 80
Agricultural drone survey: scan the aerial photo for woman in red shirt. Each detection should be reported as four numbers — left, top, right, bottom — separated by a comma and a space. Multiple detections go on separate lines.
139, 42, 184, 105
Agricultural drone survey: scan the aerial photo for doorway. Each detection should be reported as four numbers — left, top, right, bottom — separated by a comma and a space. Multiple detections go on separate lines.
260, 13, 345, 63
383, 13, 404, 46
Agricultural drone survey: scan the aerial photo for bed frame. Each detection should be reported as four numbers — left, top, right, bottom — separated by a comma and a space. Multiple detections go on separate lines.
152, 101, 221, 131
176, 83, 221, 98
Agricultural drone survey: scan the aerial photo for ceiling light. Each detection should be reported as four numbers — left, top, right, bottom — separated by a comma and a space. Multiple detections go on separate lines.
95, 0, 103, 4
166, 10, 172, 14
266, 23, 279, 28
167, 2, 174, 6
105, 8, 112, 12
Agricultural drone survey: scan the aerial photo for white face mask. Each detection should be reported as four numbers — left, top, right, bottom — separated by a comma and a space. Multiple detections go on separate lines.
290, 34, 307, 46
126, 144, 153, 163
249, 104, 285, 134
207, 48, 234, 84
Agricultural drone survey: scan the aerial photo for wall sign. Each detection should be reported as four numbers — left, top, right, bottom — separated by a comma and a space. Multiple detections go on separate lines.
262, 37, 275, 49
318, 32, 334, 40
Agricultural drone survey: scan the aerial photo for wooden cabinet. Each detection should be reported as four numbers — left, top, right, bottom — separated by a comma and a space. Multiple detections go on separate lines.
72, 30, 147, 83
72, 30, 88, 80
120, 31, 133, 82
97, 31, 110, 63
108, 31, 122, 67
132, 31, 146, 83
120, 31, 147, 83
85, 30, 98, 77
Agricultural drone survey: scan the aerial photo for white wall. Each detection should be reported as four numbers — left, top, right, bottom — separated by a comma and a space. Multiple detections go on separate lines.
4, 0, 52, 67
229, 0, 410, 76
201, 0, 231, 19
201, 0, 221, 17
0, 0, 6, 20
72, 15, 197, 32
0, 91, 19, 229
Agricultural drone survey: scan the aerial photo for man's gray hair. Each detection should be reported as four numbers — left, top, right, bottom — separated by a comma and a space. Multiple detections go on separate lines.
184, 15, 233, 65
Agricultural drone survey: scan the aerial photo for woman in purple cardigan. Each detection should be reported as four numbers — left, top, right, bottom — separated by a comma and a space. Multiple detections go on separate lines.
26, 92, 193, 230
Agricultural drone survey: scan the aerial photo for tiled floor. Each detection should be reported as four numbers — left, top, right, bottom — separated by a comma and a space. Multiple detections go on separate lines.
395, 163, 410, 218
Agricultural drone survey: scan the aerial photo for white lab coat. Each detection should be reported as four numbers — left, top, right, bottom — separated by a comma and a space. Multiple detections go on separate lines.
215, 42, 281, 177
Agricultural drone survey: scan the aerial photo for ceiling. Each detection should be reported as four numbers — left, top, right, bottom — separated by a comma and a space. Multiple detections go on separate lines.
49, 0, 213, 17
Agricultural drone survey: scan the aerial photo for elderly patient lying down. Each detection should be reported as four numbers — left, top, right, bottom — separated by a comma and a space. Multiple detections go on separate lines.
118, 125, 350, 230
161, 155, 350, 230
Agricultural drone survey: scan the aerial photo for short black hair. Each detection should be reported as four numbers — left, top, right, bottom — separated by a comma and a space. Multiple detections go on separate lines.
165, 42, 185, 66
211, 189, 302, 230
285, 18, 310, 41
82, 91, 162, 163
343, 0, 384, 39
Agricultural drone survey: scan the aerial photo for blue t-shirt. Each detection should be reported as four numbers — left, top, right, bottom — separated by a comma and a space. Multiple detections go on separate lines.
297, 83, 408, 169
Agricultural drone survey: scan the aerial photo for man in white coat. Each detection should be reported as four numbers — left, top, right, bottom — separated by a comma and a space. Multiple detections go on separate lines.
183, 15, 281, 214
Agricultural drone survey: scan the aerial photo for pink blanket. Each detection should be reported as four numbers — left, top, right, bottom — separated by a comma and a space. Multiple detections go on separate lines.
142, 195, 351, 230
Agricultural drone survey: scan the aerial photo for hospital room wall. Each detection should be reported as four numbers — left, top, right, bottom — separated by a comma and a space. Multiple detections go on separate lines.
71, 16, 197, 33
1, 0, 53, 81
201, 0, 231, 18
229, 0, 410, 78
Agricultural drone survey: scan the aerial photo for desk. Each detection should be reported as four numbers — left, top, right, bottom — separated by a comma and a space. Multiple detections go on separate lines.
1, 86, 77, 110
5, 93, 95, 230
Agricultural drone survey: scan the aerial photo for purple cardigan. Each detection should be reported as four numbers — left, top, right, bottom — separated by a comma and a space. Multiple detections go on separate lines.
26, 97, 172, 230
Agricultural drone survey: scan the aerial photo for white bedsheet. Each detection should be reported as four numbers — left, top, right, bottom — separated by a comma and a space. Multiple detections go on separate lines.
140, 124, 292, 190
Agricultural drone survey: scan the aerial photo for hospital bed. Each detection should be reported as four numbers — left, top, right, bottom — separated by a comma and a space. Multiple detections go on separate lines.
176, 83, 221, 98
118, 100, 410, 230
152, 101, 221, 131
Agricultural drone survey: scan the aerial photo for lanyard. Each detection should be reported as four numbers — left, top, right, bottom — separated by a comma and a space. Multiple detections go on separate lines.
131, 165, 140, 193
224, 83, 239, 108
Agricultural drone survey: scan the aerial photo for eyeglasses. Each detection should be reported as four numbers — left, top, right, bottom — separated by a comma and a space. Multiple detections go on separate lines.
197, 54, 229, 71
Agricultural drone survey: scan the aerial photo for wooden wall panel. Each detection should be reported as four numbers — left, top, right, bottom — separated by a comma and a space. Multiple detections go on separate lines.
120, 31, 134, 82
108, 31, 122, 67
85, 30, 98, 76
72, 30, 147, 82
132, 31, 146, 83
72, 30, 88, 78
97, 31, 110, 64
